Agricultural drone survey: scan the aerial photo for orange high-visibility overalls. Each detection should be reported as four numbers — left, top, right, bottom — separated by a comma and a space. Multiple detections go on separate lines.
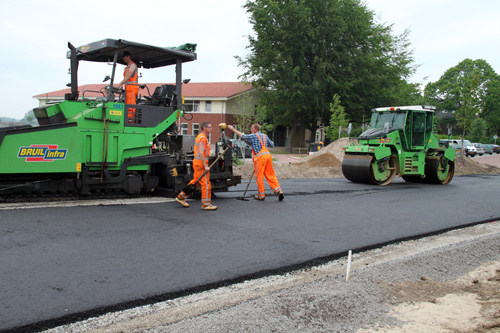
124, 62, 139, 122
177, 133, 212, 207
252, 133, 282, 199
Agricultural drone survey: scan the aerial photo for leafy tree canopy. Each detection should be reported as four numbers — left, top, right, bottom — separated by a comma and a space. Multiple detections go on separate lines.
424, 58, 500, 137
238, 0, 420, 151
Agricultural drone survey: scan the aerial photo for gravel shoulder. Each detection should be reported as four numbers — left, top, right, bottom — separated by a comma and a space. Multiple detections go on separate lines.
46, 222, 500, 332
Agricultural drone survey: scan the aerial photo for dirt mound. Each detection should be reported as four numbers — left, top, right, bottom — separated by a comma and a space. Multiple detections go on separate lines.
303, 137, 358, 163
294, 152, 341, 168
233, 159, 343, 180
454, 154, 500, 175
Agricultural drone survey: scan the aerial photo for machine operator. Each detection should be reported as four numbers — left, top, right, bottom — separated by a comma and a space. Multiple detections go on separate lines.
115, 51, 139, 122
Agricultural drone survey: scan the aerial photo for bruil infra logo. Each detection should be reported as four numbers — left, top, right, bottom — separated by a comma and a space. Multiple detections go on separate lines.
18, 145, 68, 162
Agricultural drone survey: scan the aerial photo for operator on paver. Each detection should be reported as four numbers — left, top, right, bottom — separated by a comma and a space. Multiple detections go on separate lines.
115, 51, 139, 122
227, 123, 284, 201
175, 122, 218, 210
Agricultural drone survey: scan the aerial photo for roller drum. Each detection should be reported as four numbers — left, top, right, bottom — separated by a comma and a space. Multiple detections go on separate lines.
342, 155, 374, 184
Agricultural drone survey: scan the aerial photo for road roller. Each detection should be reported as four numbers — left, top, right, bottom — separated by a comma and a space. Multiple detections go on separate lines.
342, 105, 455, 185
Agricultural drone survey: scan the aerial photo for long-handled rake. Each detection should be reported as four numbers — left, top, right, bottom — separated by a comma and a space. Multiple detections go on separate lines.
236, 170, 254, 201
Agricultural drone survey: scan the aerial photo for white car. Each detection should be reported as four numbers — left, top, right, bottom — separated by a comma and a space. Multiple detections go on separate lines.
473, 143, 485, 156
447, 139, 477, 157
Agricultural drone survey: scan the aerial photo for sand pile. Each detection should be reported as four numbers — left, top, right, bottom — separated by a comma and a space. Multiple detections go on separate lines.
317, 137, 358, 162
294, 152, 341, 168
454, 154, 500, 175
233, 158, 344, 180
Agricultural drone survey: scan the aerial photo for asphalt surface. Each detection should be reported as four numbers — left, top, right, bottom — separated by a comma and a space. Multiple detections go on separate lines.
1, 174, 500, 331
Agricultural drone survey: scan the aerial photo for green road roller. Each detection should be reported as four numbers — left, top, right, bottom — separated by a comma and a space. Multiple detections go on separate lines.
342, 105, 455, 185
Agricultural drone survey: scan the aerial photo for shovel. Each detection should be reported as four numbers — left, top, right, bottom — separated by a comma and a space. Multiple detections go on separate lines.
181, 146, 230, 196
236, 169, 254, 201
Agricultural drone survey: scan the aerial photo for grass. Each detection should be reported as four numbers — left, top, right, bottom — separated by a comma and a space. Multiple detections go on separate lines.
233, 157, 245, 166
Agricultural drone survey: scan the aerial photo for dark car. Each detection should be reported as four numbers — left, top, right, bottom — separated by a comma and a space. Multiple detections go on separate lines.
230, 139, 252, 158
439, 139, 449, 148
483, 144, 494, 155
493, 144, 500, 154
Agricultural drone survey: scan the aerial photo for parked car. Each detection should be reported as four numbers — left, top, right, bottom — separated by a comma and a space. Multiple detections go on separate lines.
447, 139, 477, 157
472, 143, 485, 156
449, 143, 465, 155
493, 144, 500, 154
230, 139, 252, 158
438, 139, 449, 148
483, 144, 494, 155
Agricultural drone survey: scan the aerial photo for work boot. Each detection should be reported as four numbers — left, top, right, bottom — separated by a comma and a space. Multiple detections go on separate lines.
278, 191, 284, 201
175, 197, 190, 208
254, 195, 265, 201
202, 204, 218, 211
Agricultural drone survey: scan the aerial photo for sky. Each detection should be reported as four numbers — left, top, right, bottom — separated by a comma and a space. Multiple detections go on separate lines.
1, 0, 499, 119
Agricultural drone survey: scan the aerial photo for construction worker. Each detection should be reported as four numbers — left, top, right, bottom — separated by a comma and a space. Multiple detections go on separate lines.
116, 51, 139, 122
227, 124, 284, 201
175, 122, 218, 210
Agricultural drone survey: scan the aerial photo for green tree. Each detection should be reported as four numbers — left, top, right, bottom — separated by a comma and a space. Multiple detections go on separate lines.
456, 73, 481, 139
325, 94, 348, 140
468, 117, 487, 143
424, 59, 498, 138
233, 85, 256, 134
24, 110, 35, 123
238, 0, 418, 153
482, 77, 500, 137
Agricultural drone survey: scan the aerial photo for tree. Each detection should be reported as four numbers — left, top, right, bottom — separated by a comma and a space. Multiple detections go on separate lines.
233, 86, 257, 134
424, 59, 499, 138
238, 0, 418, 153
482, 77, 500, 137
325, 94, 348, 141
468, 117, 487, 143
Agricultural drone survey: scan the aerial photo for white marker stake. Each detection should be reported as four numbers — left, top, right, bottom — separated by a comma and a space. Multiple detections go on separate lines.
346, 250, 352, 282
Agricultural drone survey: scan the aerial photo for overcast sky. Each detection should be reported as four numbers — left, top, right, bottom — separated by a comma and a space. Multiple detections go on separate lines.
1, 0, 499, 119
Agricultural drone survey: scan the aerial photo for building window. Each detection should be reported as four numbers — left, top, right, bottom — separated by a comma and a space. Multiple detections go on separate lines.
185, 100, 200, 112
205, 101, 212, 112
181, 123, 188, 135
193, 123, 200, 135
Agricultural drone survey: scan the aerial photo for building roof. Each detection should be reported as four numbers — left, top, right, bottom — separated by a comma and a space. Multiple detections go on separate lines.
33, 82, 253, 100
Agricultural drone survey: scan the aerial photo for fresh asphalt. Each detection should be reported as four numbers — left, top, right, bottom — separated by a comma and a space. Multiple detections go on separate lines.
1, 174, 499, 332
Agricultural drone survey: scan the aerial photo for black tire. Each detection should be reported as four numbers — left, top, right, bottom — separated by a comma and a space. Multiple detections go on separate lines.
424, 155, 455, 184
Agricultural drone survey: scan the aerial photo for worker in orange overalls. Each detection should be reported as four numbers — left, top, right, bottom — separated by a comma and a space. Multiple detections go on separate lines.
116, 51, 139, 123
175, 122, 218, 210
227, 123, 284, 201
